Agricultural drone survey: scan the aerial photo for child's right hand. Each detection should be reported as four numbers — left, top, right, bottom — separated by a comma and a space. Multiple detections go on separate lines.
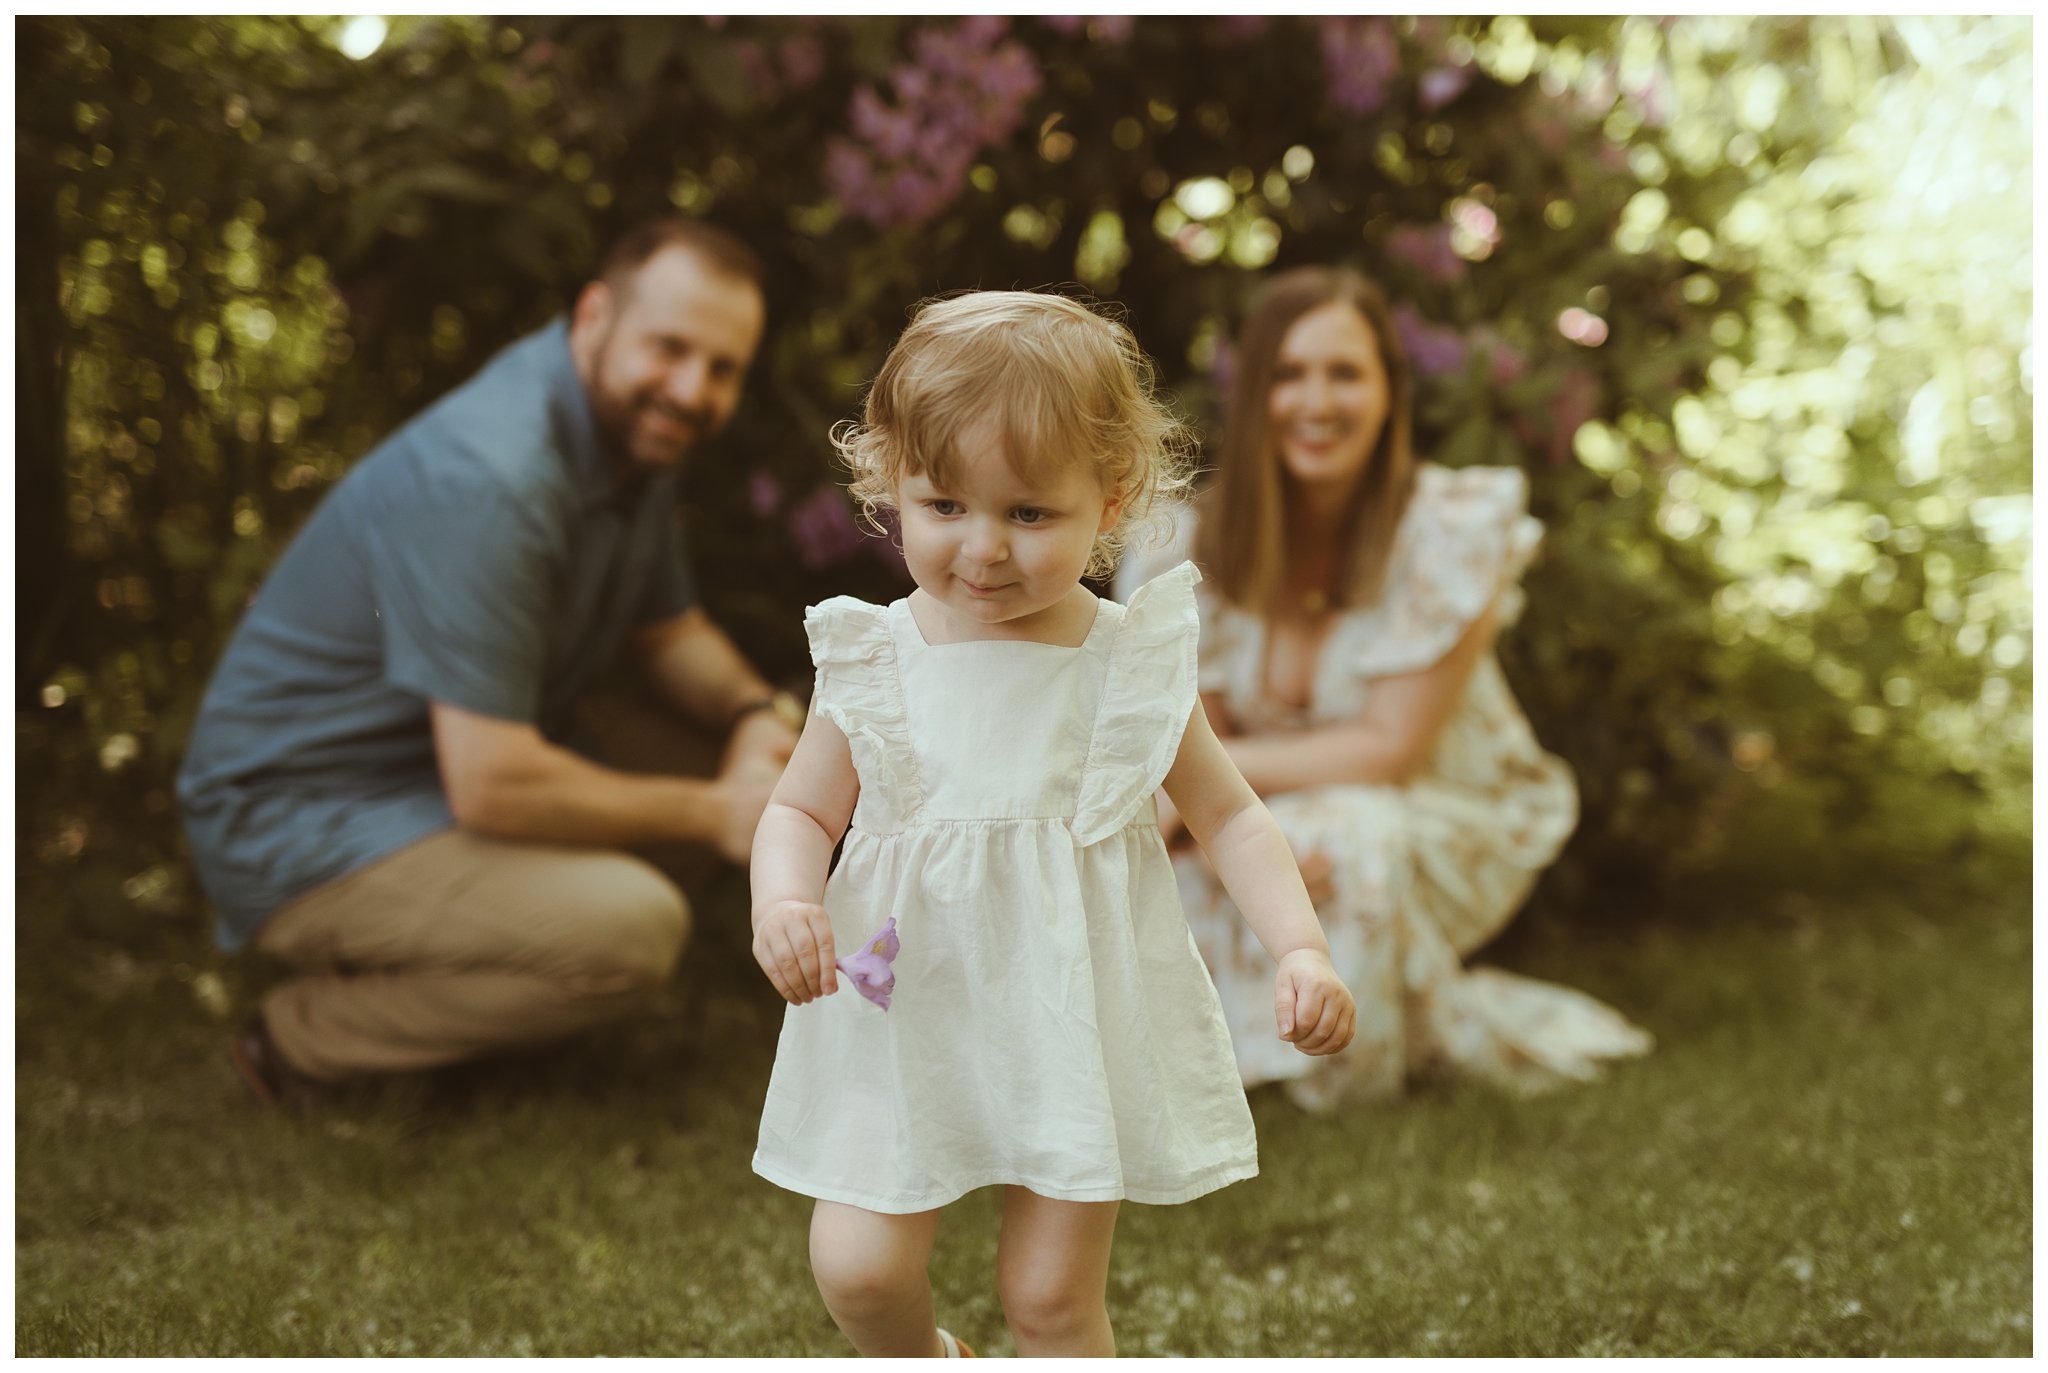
752, 899, 839, 1005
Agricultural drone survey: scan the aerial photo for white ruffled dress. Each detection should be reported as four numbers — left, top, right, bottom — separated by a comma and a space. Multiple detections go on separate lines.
752, 562, 1259, 1214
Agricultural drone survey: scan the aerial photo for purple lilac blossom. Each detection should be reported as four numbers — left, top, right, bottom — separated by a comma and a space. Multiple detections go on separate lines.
1417, 64, 1473, 113
836, 917, 901, 1010
733, 40, 776, 97
1385, 223, 1465, 284
779, 33, 825, 89
748, 469, 782, 517
787, 485, 871, 570
734, 30, 829, 102
1319, 17, 1398, 117
1480, 332, 1530, 388
1391, 302, 1468, 378
1038, 15, 1135, 41
826, 18, 1043, 228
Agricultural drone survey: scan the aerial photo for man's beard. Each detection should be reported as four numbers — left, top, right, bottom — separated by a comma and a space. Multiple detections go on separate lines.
587, 338, 717, 477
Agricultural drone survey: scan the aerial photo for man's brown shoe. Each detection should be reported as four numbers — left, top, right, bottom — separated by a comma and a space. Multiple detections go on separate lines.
229, 1015, 319, 1109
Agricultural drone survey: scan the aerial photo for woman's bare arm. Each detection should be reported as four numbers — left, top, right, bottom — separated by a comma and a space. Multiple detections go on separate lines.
1223, 600, 1500, 796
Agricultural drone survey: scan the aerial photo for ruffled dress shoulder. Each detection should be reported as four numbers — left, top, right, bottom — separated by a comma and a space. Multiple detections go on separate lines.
1340, 462, 1542, 680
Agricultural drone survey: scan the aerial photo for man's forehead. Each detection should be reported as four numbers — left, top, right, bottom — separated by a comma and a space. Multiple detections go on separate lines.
617, 247, 763, 335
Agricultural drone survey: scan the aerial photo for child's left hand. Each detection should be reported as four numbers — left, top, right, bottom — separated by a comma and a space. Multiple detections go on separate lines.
1274, 949, 1356, 1056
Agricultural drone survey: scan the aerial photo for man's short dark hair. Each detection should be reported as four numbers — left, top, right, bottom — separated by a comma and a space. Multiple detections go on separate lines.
599, 218, 766, 297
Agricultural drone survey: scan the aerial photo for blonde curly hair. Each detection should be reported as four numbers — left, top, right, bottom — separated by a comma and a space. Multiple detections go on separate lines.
834, 290, 1196, 580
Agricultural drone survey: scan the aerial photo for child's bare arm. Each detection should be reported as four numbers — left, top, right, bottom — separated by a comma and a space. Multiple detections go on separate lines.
750, 704, 861, 1005
1162, 703, 1357, 1056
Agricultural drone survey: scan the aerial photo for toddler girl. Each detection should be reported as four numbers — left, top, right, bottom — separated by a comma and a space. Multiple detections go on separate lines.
749, 291, 1356, 1357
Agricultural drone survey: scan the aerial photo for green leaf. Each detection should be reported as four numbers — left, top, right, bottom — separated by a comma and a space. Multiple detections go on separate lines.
677, 33, 752, 116
401, 162, 511, 205
1440, 412, 1494, 468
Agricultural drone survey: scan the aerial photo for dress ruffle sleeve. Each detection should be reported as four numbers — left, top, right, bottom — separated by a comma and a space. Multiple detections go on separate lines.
1349, 465, 1543, 681
1113, 514, 1236, 698
1070, 561, 1202, 847
805, 596, 921, 832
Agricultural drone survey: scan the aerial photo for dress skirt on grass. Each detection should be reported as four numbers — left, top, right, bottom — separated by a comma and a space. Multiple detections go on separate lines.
1121, 465, 1654, 1111
752, 563, 1259, 1215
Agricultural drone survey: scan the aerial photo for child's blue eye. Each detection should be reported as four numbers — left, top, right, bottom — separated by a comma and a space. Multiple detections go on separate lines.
1012, 508, 1049, 525
928, 499, 962, 516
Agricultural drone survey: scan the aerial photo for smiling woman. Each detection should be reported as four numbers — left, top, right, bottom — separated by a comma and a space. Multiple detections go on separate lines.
1124, 265, 1653, 1108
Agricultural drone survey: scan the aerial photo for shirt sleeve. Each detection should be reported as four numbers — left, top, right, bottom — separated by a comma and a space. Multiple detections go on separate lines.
363, 467, 561, 723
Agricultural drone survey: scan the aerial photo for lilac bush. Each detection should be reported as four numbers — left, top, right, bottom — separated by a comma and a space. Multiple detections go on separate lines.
825, 17, 1042, 229
1318, 17, 1398, 117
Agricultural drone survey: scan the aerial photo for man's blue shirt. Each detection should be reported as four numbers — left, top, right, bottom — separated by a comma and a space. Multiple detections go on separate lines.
177, 319, 696, 951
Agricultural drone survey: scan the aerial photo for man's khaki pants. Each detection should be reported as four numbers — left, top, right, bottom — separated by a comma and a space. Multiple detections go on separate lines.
257, 831, 690, 1081
254, 693, 715, 1082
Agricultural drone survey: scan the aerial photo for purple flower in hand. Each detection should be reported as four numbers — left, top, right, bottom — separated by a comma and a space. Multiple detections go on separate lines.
836, 917, 901, 1011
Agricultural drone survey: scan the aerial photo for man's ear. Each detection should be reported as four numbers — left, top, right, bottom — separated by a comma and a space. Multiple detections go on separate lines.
569, 279, 615, 348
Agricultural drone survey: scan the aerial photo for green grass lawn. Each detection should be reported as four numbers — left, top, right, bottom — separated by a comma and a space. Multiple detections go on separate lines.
14, 857, 2031, 1356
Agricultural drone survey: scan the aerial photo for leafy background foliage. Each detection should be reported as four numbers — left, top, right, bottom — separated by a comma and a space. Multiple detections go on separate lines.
16, 16, 2029, 934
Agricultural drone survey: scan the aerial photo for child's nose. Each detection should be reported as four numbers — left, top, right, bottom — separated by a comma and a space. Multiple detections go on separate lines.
963, 519, 1007, 565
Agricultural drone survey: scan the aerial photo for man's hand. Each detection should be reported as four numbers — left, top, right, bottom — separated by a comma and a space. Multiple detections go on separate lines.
713, 707, 797, 864
714, 753, 783, 865
752, 898, 838, 1005
1275, 948, 1356, 1056
725, 707, 799, 770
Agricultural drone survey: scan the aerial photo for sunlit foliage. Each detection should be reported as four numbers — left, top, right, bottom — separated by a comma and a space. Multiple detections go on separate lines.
16, 16, 2027, 916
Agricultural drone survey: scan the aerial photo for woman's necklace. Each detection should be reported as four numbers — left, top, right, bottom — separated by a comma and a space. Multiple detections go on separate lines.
1289, 547, 1339, 619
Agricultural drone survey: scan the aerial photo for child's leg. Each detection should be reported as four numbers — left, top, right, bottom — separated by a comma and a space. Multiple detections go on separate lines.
994, 1188, 1120, 1357
809, 1199, 948, 1357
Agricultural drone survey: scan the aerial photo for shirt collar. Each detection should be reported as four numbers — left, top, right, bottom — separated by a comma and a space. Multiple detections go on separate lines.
541, 315, 644, 512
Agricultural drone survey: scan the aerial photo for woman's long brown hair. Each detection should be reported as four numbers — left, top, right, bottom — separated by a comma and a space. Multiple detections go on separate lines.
1196, 267, 1418, 614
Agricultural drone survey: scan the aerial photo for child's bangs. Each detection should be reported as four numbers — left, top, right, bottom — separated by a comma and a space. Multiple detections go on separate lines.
900, 349, 1095, 494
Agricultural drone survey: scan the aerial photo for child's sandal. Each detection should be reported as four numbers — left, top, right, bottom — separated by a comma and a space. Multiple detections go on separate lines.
937, 1328, 976, 1357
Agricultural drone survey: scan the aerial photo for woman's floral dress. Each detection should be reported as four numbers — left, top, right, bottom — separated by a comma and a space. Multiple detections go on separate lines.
1120, 464, 1653, 1109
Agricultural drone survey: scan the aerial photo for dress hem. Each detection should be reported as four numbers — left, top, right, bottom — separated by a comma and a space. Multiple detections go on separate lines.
750, 1152, 1259, 1215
